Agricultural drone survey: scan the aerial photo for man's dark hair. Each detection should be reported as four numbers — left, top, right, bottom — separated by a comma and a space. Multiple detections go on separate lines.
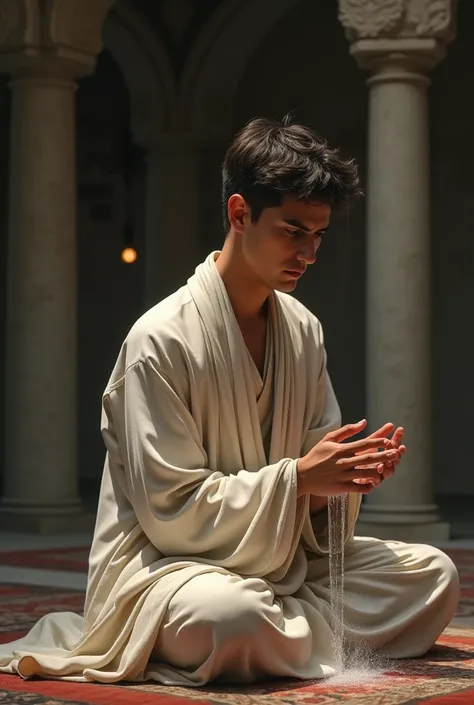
222, 115, 362, 231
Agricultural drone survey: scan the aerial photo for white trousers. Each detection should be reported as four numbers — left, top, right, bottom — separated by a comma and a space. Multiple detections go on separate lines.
152, 539, 459, 685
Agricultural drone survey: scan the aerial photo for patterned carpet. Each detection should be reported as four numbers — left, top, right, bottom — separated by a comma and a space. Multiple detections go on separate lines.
0, 547, 473, 704
1, 624, 474, 704
0, 546, 89, 573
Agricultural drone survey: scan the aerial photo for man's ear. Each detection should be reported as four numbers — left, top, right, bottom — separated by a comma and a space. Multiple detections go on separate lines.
227, 194, 247, 233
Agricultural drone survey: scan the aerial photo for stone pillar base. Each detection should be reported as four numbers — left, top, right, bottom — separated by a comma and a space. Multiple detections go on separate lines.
0, 507, 96, 534
355, 518, 450, 543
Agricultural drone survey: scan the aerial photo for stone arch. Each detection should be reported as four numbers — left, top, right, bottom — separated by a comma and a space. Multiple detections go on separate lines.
103, 0, 176, 146
181, 0, 303, 135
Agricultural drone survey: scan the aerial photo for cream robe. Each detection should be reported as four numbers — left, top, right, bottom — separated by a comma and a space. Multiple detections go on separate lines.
0, 252, 459, 685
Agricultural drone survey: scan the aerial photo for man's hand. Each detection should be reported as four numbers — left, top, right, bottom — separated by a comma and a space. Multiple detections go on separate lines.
297, 419, 399, 497
353, 423, 406, 486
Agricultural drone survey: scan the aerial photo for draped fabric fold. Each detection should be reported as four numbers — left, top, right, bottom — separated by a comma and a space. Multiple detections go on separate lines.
0, 252, 457, 685
0, 253, 341, 682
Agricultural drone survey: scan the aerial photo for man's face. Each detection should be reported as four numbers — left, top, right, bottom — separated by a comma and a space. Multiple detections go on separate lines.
229, 194, 331, 294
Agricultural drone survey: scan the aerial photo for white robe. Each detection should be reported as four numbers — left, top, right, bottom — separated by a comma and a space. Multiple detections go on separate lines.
0, 252, 459, 685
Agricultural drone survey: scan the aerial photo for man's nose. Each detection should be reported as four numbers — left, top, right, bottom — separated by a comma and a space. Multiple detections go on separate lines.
298, 238, 319, 265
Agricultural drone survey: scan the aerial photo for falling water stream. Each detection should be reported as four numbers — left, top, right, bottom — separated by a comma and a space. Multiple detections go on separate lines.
327, 494, 394, 685
328, 494, 347, 673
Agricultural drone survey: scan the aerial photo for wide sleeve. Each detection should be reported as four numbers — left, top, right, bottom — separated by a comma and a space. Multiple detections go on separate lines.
300, 315, 342, 458
102, 359, 303, 579
300, 323, 362, 552
300, 354, 341, 457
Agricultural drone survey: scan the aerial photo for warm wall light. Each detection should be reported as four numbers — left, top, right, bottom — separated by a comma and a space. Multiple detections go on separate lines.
121, 246, 137, 264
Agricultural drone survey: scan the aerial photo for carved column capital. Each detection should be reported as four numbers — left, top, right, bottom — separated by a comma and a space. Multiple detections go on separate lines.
338, 0, 456, 74
0, 0, 115, 78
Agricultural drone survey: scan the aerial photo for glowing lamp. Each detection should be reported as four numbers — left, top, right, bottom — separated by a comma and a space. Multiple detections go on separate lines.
121, 247, 137, 264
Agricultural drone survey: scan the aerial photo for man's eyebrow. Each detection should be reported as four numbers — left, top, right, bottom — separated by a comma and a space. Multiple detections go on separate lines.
282, 218, 330, 233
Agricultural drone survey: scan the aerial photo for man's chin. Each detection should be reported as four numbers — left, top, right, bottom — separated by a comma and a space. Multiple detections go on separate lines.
275, 279, 298, 293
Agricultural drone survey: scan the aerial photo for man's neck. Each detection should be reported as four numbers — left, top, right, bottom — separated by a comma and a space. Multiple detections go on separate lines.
215, 242, 270, 323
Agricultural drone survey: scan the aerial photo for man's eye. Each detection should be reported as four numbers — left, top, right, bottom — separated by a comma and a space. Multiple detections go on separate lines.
285, 228, 299, 237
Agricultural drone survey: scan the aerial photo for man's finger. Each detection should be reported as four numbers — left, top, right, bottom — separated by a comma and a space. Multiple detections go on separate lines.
342, 436, 391, 455
365, 423, 394, 440
392, 427, 404, 446
392, 444, 406, 467
352, 479, 378, 494
326, 420, 367, 443
353, 424, 396, 456
340, 449, 399, 469
350, 464, 386, 480
354, 462, 384, 470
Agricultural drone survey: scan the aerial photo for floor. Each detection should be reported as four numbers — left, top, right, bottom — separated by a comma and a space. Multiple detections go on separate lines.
1, 531, 473, 629
0, 531, 91, 591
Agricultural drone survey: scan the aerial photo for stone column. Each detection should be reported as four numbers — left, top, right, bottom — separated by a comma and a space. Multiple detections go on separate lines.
0, 0, 115, 532
338, 0, 456, 541
137, 132, 202, 308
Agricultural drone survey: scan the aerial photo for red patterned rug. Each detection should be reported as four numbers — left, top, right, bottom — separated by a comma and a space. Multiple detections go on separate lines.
0, 546, 472, 588
0, 546, 89, 573
0, 547, 473, 704
1, 583, 474, 704
0, 623, 473, 704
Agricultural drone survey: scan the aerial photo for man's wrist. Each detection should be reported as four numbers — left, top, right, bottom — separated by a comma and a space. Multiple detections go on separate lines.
296, 457, 310, 497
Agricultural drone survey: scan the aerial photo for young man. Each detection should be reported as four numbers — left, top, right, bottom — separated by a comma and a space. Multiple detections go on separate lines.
0, 117, 459, 686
